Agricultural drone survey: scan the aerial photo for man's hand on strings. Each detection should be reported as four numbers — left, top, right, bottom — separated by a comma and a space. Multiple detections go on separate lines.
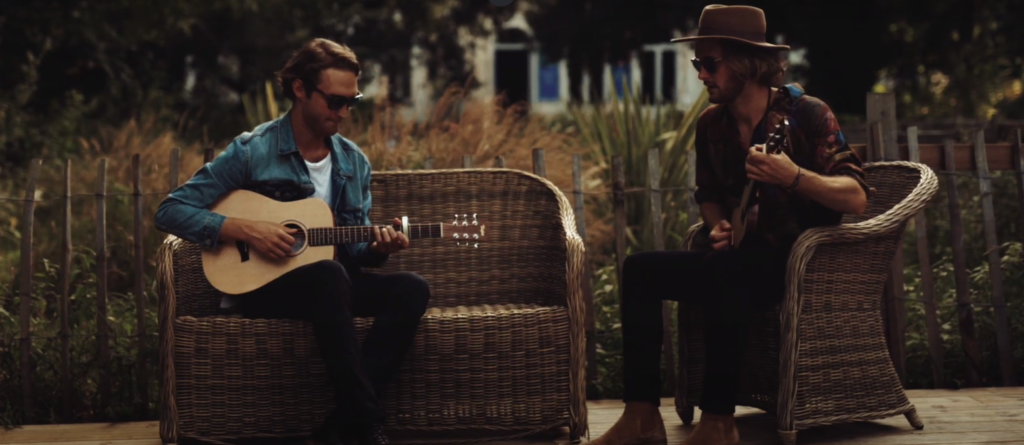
745, 144, 800, 186
369, 217, 409, 254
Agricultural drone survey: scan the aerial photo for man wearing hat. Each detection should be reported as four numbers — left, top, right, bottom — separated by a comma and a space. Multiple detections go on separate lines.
591, 5, 873, 445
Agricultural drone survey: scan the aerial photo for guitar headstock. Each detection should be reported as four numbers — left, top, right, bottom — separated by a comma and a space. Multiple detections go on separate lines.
765, 117, 790, 155
451, 213, 486, 247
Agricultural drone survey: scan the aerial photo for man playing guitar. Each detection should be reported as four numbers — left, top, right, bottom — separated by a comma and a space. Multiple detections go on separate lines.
155, 38, 428, 445
590, 5, 873, 445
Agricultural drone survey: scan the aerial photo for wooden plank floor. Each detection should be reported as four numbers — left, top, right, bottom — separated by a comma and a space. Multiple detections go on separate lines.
3, 388, 1023, 444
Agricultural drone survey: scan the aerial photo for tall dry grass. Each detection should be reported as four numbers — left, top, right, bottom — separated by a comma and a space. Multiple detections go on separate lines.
341, 86, 618, 263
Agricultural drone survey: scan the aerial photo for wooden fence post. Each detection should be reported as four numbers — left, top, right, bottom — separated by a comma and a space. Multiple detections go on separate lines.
532, 148, 547, 178
944, 139, 983, 386
865, 123, 879, 162
424, 157, 434, 170
494, 156, 505, 168
648, 148, 677, 395
908, 128, 945, 388
1013, 129, 1024, 244
96, 158, 112, 412
463, 155, 473, 169
867, 93, 899, 161
973, 130, 1015, 386
573, 155, 598, 398
869, 92, 906, 382
19, 158, 42, 423
60, 159, 74, 420
132, 154, 149, 416
612, 156, 627, 287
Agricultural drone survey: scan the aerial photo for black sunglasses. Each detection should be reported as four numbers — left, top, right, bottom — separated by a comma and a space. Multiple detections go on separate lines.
313, 86, 363, 111
691, 57, 724, 74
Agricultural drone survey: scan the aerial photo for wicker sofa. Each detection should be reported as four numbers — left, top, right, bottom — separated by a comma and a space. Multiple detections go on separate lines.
674, 161, 938, 445
156, 168, 588, 444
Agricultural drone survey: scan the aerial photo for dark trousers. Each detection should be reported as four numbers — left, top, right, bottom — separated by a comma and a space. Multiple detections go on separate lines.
237, 259, 430, 427
621, 235, 790, 415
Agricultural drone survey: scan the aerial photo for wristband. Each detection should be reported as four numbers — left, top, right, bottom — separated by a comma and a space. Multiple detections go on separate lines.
786, 167, 802, 191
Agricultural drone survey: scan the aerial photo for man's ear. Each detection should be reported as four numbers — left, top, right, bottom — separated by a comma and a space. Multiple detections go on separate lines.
291, 79, 306, 101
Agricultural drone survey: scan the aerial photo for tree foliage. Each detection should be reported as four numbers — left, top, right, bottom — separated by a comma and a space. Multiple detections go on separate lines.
0, 0, 516, 167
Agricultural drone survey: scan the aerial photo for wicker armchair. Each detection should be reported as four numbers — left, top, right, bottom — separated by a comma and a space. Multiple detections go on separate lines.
673, 161, 938, 445
156, 169, 588, 445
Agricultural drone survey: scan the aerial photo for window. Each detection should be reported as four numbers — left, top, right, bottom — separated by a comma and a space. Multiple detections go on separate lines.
661, 50, 676, 102
641, 51, 656, 104
611, 62, 632, 99
538, 51, 559, 102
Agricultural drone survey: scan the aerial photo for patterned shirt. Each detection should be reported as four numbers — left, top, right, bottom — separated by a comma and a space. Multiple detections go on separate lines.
693, 84, 875, 247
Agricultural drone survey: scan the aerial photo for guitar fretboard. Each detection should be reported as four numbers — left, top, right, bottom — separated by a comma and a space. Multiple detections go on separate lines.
305, 223, 443, 246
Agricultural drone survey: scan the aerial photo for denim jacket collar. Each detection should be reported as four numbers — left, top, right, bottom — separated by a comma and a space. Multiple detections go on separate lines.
274, 109, 356, 209
276, 110, 354, 170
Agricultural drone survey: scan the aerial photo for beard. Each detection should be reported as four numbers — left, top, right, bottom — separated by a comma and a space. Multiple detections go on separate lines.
706, 73, 744, 104
300, 102, 340, 138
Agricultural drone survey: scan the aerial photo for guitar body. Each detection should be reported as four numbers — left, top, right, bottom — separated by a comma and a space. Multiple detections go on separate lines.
198, 189, 487, 295
202, 189, 336, 295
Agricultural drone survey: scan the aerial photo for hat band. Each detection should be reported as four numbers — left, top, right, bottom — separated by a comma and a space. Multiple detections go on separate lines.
697, 26, 766, 43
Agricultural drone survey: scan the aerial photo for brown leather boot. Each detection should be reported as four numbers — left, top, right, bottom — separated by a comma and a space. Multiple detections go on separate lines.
588, 402, 667, 445
680, 413, 739, 445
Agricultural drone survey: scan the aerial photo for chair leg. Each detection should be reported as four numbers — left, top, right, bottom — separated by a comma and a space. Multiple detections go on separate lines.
678, 405, 694, 425
778, 429, 797, 445
570, 416, 584, 443
570, 430, 582, 443
905, 408, 924, 430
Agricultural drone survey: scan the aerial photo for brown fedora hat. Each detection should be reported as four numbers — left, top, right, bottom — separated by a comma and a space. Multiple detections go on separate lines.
671, 5, 789, 50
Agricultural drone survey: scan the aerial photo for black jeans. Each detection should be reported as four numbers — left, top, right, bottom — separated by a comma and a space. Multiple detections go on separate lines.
620, 235, 790, 415
236, 259, 430, 427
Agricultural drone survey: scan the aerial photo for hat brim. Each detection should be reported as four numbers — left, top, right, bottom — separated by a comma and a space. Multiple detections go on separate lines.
671, 35, 790, 50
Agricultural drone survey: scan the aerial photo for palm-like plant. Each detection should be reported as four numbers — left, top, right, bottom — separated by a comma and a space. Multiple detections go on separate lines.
570, 72, 709, 257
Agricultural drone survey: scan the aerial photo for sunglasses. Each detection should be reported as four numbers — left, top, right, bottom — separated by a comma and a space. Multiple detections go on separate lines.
313, 86, 363, 111
691, 57, 724, 74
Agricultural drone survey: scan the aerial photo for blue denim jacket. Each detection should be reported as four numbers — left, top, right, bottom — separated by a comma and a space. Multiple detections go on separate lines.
155, 109, 389, 269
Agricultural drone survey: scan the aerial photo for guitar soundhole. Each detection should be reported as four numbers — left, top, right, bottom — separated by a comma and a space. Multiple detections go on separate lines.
284, 222, 306, 255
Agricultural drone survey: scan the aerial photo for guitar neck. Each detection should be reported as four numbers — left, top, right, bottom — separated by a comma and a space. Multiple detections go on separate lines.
305, 223, 443, 246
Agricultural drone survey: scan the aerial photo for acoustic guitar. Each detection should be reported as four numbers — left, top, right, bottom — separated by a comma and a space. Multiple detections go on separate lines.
729, 117, 790, 248
200, 189, 486, 294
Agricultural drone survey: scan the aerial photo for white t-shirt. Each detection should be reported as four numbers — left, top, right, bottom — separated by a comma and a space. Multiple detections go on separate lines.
305, 152, 332, 204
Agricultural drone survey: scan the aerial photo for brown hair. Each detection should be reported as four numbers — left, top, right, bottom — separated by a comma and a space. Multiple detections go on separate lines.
276, 38, 361, 101
720, 40, 787, 88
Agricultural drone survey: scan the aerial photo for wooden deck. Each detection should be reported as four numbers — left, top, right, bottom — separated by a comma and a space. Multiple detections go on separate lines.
2, 388, 1023, 444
